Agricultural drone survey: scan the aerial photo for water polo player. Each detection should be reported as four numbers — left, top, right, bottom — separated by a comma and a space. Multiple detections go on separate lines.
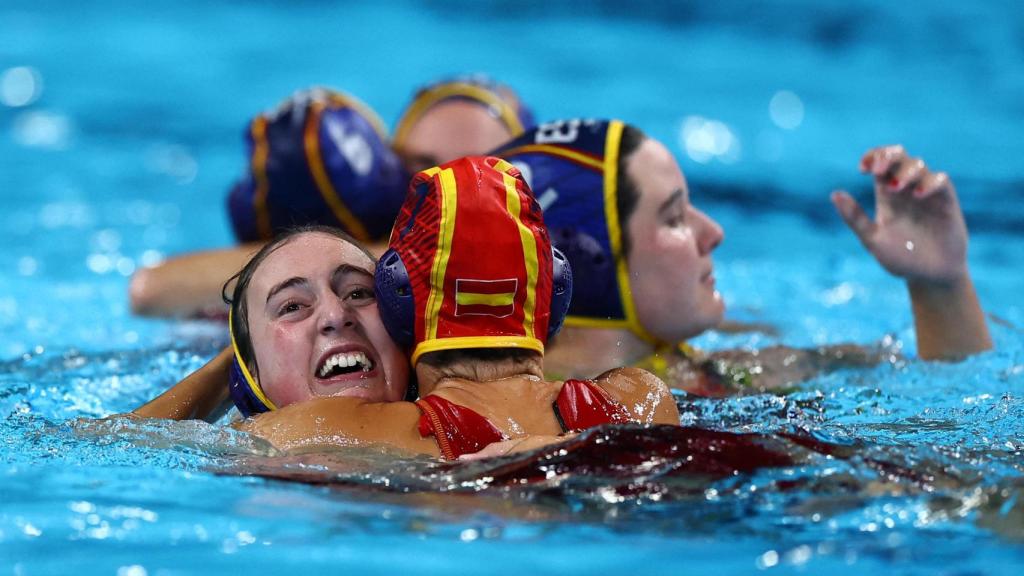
236, 156, 679, 458
129, 87, 407, 318
392, 76, 535, 174
493, 119, 991, 394
134, 225, 410, 421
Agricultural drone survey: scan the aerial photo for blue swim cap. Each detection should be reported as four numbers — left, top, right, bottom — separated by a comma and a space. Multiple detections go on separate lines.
392, 75, 535, 148
492, 119, 658, 344
227, 88, 408, 243
227, 308, 276, 417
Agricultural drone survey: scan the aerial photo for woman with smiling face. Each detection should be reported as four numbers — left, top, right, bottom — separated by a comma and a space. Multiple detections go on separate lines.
133, 226, 409, 421
495, 119, 992, 395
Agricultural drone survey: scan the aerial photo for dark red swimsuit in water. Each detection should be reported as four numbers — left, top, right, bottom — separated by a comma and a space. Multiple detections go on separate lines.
415, 379, 632, 461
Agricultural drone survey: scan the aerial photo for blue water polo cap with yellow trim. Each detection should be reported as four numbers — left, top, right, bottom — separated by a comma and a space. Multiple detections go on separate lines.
492, 119, 658, 344
226, 309, 276, 417
392, 75, 535, 149
227, 87, 408, 243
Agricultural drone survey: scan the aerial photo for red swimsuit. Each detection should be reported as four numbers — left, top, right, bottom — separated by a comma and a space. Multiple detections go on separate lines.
415, 379, 632, 461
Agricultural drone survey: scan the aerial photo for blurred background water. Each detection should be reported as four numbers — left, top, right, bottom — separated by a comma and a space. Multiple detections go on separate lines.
1, 1, 1023, 574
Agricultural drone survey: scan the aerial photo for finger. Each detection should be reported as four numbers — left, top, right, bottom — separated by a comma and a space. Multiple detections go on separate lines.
914, 171, 952, 199
831, 190, 877, 247
865, 145, 905, 177
889, 157, 927, 194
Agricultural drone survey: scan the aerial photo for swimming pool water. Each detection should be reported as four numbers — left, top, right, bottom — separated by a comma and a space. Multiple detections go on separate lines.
1, 1, 1023, 574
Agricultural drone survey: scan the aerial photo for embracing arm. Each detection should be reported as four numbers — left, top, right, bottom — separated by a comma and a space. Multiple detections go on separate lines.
831, 145, 992, 360
129, 243, 263, 318
132, 347, 233, 422
233, 398, 439, 456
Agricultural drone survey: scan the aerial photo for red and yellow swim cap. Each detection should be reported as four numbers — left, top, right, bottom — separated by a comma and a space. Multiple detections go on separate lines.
375, 156, 559, 365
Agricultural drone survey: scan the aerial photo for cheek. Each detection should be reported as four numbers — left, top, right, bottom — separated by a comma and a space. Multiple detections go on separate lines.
256, 325, 312, 406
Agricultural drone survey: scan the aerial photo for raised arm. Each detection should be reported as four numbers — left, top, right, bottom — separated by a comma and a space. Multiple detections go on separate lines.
831, 145, 992, 359
128, 243, 263, 318
132, 347, 233, 422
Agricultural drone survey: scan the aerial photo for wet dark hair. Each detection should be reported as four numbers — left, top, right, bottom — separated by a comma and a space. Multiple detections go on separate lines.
614, 123, 648, 258
222, 225, 375, 386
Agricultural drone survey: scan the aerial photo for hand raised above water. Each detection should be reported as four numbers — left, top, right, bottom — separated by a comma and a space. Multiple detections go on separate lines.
831, 145, 968, 285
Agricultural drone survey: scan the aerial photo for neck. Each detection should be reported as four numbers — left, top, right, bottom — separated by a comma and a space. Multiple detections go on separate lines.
544, 326, 654, 378
415, 352, 545, 396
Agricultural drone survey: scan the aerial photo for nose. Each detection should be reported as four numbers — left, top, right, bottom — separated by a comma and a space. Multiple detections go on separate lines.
317, 297, 356, 335
694, 208, 724, 255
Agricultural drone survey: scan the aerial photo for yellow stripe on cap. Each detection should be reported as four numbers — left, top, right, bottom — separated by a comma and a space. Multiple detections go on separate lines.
496, 144, 604, 172
498, 162, 540, 339
304, 101, 372, 242
412, 335, 544, 366
423, 167, 457, 343
324, 90, 389, 142
393, 82, 525, 146
600, 120, 659, 344
228, 309, 277, 411
250, 117, 273, 240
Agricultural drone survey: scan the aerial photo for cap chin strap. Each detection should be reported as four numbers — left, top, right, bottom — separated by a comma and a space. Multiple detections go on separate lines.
393, 82, 525, 146
228, 308, 278, 412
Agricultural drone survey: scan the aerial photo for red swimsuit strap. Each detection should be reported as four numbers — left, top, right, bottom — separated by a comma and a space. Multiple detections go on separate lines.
553, 379, 632, 433
415, 396, 504, 461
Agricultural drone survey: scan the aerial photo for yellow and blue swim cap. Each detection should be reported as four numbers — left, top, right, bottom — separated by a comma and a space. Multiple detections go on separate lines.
492, 119, 659, 344
227, 308, 276, 417
227, 87, 408, 243
392, 75, 535, 149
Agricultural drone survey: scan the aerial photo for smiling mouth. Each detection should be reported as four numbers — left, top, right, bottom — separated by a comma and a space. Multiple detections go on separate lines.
317, 351, 375, 379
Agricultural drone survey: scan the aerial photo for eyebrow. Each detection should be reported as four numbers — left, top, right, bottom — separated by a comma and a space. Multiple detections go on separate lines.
266, 276, 309, 305
332, 264, 374, 283
265, 263, 374, 306
658, 189, 686, 215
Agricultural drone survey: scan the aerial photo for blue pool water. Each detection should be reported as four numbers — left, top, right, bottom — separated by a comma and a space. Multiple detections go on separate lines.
2, 1, 1023, 574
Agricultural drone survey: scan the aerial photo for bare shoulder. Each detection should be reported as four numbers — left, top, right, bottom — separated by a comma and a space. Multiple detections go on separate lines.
592, 367, 679, 425
595, 366, 670, 393
233, 398, 437, 455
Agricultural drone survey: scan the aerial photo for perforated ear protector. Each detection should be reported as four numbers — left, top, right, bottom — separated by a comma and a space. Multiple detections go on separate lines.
548, 246, 573, 339
227, 309, 277, 417
373, 248, 416, 349
374, 245, 573, 350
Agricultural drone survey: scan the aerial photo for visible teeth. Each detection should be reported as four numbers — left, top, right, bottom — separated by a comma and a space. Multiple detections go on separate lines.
318, 352, 373, 377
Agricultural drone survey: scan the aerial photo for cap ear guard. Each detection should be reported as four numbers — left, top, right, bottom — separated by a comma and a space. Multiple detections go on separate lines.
227, 309, 277, 417
548, 246, 573, 340
374, 248, 416, 349
228, 358, 268, 417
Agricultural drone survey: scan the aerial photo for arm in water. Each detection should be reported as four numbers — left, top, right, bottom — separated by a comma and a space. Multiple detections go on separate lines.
132, 347, 233, 422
